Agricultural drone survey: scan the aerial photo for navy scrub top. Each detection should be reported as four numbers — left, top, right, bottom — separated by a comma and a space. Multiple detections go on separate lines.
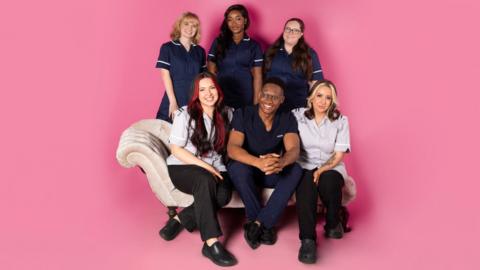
231, 105, 299, 156
208, 35, 263, 109
265, 46, 324, 112
155, 40, 206, 121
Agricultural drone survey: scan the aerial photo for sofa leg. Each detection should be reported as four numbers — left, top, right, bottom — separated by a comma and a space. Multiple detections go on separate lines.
167, 207, 177, 219
340, 206, 352, 233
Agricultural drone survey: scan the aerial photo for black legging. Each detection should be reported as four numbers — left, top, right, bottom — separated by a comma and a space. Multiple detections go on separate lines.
295, 169, 344, 240
168, 165, 233, 241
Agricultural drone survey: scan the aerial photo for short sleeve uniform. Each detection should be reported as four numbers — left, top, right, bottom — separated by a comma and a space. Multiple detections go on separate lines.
155, 40, 206, 121
208, 36, 263, 109
231, 105, 298, 156
292, 108, 350, 179
166, 106, 229, 172
265, 46, 323, 111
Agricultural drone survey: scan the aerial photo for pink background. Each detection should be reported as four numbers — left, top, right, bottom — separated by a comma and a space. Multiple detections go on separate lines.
1, 0, 479, 269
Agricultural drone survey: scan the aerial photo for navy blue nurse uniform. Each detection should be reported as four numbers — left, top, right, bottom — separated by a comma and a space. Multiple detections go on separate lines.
208, 36, 263, 109
155, 40, 206, 122
265, 46, 324, 111
227, 105, 303, 229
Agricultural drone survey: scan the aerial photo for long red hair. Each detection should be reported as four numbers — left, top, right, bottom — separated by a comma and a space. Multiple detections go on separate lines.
186, 72, 229, 157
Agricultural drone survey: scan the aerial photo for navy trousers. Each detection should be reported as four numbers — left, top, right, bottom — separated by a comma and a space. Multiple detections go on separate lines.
227, 160, 302, 229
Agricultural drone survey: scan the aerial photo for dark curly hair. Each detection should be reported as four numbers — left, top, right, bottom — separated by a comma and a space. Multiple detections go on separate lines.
264, 18, 313, 80
214, 4, 250, 62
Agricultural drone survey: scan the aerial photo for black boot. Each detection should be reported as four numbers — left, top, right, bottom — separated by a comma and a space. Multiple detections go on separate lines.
324, 222, 344, 239
298, 239, 317, 264
243, 221, 262, 249
202, 242, 237, 267
260, 226, 277, 245
159, 218, 183, 241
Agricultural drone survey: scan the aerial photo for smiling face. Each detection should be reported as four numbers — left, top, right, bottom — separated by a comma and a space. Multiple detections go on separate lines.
283, 20, 303, 47
227, 10, 246, 35
311, 85, 333, 115
180, 17, 199, 40
198, 78, 219, 109
258, 83, 284, 115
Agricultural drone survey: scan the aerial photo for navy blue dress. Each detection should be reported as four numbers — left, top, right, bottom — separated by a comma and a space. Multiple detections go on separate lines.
208, 35, 263, 109
265, 46, 324, 112
156, 40, 206, 122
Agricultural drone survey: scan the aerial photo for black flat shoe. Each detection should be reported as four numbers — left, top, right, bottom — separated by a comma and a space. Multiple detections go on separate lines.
159, 218, 183, 241
260, 226, 277, 245
243, 221, 261, 249
202, 242, 237, 267
324, 222, 344, 239
298, 239, 317, 264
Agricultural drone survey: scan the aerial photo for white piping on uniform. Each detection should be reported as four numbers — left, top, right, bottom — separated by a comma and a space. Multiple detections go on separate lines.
157, 60, 171, 65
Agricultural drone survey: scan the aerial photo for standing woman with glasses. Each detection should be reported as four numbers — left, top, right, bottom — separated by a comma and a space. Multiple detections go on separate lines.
155, 12, 206, 122
207, 4, 263, 109
264, 18, 324, 112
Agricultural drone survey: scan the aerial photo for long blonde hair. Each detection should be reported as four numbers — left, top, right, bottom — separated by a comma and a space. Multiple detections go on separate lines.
305, 80, 341, 121
170, 12, 201, 44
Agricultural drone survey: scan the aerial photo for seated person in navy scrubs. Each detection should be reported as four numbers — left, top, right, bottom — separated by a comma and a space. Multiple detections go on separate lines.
264, 18, 324, 112
292, 80, 351, 264
227, 77, 302, 249
155, 12, 206, 122
159, 72, 237, 267
207, 4, 263, 109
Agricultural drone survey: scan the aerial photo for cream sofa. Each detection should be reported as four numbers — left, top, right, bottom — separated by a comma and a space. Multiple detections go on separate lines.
116, 119, 356, 223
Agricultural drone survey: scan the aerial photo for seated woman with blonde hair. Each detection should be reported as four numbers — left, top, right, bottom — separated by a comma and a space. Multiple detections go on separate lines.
292, 80, 351, 264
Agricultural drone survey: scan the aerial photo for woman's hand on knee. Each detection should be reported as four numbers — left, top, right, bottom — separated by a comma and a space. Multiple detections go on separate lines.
203, 164, 224, 181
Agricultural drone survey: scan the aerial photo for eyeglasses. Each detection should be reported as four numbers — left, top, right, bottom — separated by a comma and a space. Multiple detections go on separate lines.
284, 27, 302, 35
260, 92, 283, 102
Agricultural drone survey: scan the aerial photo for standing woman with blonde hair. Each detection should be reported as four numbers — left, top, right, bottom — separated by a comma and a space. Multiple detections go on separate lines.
155, 12, 206, 122
292, 80, 353, 264
264, 18, 324, 112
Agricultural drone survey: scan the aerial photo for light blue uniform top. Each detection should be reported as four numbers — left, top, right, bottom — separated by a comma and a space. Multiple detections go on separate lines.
292, 108, 351, 179
166, 106, 232, 172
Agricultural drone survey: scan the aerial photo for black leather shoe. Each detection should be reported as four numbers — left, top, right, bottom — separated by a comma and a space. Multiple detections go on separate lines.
159, 218, 183, 241
298, 239, 317, 264
202, 242, 237, 267
243, 221, 261, 249
324, 222, 344, 239
260, 226, 277, 245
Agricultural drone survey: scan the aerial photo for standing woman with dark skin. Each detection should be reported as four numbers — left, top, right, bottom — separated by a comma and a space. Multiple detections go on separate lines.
292, 80, 351, 264
207, 4, 263, 109
158, 72, 237, 267
264, 18, 324, 112
155, 12, 206, 122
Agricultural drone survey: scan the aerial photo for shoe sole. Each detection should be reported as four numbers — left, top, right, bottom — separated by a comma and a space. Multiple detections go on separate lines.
202, 248, 237, 267
260, 239, 276, 245
159, 227, 182, 241
299, 256, 317, 264
324, 232, 343, 239
244, 232, 260, 249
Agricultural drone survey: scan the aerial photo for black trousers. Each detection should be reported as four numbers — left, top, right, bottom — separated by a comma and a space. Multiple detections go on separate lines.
168, 165, 233, 241
295, 169, 344, 240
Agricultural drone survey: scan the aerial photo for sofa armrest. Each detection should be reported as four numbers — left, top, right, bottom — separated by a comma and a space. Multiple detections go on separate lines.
342, 176, 357, 206
116, 119, 194, 207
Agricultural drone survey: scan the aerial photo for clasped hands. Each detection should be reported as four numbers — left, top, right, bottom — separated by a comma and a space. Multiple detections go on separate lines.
256, 153, 285, 175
